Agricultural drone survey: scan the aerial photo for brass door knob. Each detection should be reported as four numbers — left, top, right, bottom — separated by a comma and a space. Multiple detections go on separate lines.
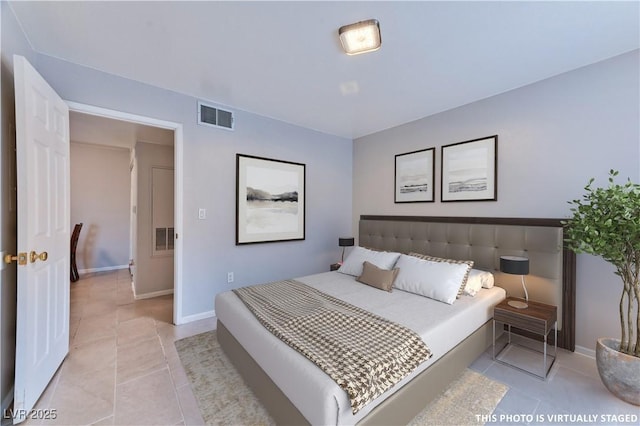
29, 251, 48, 263
4, 253, 27, 265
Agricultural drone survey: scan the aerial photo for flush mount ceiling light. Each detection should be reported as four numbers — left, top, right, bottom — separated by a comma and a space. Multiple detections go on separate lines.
338, 19, 381, 55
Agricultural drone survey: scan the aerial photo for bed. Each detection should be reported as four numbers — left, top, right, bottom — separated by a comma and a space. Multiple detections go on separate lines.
215, 216, 576, 425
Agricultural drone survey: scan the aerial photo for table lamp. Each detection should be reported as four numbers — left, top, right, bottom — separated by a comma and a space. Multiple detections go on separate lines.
339, 237, 354, 263
500, 256, 530, 309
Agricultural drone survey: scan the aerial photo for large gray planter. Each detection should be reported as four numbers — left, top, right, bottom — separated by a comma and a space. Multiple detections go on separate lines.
596, 338, 640, 406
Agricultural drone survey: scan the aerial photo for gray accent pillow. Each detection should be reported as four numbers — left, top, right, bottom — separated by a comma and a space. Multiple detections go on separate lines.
356, 261, 399, 292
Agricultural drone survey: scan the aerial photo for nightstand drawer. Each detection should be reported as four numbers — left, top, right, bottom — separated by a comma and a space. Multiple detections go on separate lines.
494, 298, 557, 335
494, 311, 547, 334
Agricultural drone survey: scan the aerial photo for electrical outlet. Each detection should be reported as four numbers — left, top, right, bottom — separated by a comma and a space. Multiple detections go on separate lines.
227, 272, 234, 283
198, 208, 206, 220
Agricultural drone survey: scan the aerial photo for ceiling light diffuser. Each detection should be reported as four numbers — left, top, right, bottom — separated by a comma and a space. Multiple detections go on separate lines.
338, 19, 381, 55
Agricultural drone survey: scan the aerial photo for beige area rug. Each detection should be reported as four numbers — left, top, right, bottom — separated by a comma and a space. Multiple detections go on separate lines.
175, 331, 508, 426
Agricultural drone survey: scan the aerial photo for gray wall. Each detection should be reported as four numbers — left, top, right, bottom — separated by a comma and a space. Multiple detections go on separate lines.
70, 142, 131, 271
33, 50, 353, 320
353, 50, 640, 353
133, 141, 174, 297
0, 1, 39, 410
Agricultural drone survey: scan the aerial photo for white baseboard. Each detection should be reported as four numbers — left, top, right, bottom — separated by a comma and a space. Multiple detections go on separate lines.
575, 345, 596, 359
134, 288, 174, 300
177, 309, 216, 325
78, 264, 129, 274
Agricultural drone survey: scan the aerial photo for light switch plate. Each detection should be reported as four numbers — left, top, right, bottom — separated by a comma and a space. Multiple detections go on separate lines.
198, 208, 206, 219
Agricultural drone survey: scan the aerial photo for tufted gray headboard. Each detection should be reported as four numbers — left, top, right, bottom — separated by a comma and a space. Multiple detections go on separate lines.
359, 215, 576, 351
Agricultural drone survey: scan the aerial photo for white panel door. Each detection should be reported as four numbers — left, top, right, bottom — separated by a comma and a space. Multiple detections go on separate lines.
12, 55, 70, 423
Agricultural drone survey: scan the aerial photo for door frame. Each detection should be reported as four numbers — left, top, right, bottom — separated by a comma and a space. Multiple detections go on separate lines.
65, 101, 185, 325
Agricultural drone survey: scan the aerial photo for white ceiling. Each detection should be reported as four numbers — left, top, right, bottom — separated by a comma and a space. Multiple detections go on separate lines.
10, 1, 640, 139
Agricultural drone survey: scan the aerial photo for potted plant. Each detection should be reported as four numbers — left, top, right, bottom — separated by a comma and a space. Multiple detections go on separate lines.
563, 170, 639, 406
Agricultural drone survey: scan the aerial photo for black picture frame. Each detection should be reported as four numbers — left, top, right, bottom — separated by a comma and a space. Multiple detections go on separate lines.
441, 135, 498, 202
236, 154, 306, 244
394, 148, 435, 203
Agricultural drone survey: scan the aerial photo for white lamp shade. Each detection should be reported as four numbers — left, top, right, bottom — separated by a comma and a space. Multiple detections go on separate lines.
338, 19, 381, 55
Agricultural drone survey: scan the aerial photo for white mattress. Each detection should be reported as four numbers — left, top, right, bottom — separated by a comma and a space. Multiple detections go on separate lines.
215, 271, 506, 425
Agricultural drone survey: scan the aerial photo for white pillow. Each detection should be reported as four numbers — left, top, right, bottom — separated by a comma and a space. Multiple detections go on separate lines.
337, 246, 401, 277
464, 269, 496, 296
479, 269, 495, 289
464, 269, 483, 297
394, 254, 472, 304
408, 253, 473, 298
477, 269, 494, 288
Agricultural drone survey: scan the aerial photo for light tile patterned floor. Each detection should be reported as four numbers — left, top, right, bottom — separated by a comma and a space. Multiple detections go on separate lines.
24, 269, 214, 426
471, 334, 640, 425
20, 269, 640, 425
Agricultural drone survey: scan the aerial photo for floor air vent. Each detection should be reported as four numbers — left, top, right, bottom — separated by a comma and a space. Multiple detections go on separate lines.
198, 101, 234, 130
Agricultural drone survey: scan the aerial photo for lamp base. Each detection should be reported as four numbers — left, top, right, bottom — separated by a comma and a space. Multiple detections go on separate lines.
508, 300, 528, 309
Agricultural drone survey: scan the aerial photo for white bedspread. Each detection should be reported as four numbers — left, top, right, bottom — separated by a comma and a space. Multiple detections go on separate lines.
215, 271, 506, 425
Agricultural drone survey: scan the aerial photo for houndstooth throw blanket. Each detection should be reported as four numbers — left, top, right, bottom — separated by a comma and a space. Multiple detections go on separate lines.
233, 279, 432, 414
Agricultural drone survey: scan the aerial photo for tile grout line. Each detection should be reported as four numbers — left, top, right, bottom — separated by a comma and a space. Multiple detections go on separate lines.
527, 398, 542, 425
114, 356, 170, 387
157, 321, 188, 425
87, 414, 112, 426
77, 274, 118, 424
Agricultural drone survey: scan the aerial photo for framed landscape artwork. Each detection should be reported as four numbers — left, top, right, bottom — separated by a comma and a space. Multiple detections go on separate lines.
441, 135, 497, 202
394, 148, 435, 203
236, 154, 305, 244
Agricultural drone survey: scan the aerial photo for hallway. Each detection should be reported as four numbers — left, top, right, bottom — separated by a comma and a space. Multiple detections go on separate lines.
24, 269, 213, 425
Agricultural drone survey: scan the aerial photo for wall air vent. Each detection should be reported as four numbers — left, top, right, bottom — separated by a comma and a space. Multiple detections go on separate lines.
198, 101, 234, 131
155, 227, 175, 251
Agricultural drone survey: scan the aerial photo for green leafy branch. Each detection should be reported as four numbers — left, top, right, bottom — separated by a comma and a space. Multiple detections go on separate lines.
563, 170, 640, 357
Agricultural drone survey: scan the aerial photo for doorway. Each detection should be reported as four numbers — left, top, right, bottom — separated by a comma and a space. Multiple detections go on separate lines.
66, 102, 184, 325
